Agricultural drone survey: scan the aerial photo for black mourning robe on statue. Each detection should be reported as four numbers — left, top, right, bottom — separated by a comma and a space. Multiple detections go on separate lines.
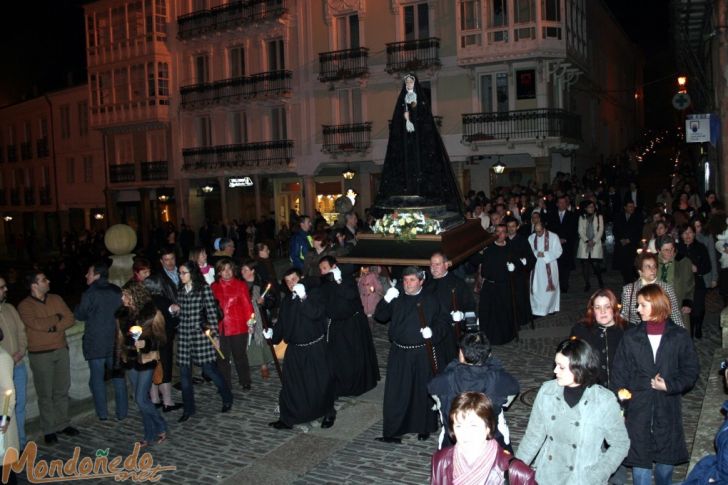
471, 241, 519, 345
373, 75, 464, 214
272, 287, 335, 425
374, 289, 450, 437
319, 274, 380, 398
424, 271, 475, 356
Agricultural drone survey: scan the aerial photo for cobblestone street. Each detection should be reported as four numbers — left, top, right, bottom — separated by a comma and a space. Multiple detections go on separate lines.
14, 268, 724, 484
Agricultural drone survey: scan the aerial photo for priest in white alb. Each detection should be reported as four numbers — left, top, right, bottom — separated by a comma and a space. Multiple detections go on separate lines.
528, 222, 563, 316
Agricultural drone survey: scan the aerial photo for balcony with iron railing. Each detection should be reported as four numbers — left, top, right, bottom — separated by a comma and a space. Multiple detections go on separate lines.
183, 140, 293, 171
7, 145, 17, 163
39, 186, 51, 205
20, 142, 32, 161
181, 70, 292, 109
24, 188, 35, 206
109, 163, 137, 184
36, 138, 49, 158
9, 189, 19, 206
318, 48, 369, 83
178, 0, 288, 40
141, 161, 169, 181
385, 37, 441, 74
461, 109, 581, 143
322, 123, 372, 154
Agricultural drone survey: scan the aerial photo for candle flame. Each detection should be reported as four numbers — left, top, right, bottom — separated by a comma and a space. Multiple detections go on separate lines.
4, 390, 11, 397
204, 329, 211, 336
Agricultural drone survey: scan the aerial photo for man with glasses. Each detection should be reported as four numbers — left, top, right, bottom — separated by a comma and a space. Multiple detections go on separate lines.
0, 276, 28, 449
17, 271, 79, 444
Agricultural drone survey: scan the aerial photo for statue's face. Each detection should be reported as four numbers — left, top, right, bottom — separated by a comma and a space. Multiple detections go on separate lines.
405, 77, 415, 91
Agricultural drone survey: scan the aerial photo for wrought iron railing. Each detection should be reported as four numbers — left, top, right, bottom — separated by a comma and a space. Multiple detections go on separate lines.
39, 186, 51, 205
178, 0, 288, 40
322, 123, 372, 154
36, 138, 49, 158
461, 109, 581, 142
7, 145, 17, 163
385, 37, 441, 73
180, 70, 292, 109
20, 142, 33, 160
109, 163, 136, 183
183, 140, 293, 171
141, 161, 169, 181
318, 48, 369, 83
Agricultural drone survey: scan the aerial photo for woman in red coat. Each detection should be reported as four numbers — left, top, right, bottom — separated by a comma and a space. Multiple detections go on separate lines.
431, 392, 535, 485
211, 258, 254, 390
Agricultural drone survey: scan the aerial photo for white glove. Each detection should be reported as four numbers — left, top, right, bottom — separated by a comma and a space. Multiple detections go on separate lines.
450, 311, 464, 322
406, 120, 415, 133
293, 283, 307, 300
331, 266, 342, 283
390, 279, 397, 287
506, 262, 515, 272
262, 328, 273, 340
384, 287, 399, 303
520, 258, 527, 265
420, 326, 433, 339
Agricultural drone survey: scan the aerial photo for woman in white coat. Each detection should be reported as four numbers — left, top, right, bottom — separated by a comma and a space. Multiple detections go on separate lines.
577, 200, 604, 292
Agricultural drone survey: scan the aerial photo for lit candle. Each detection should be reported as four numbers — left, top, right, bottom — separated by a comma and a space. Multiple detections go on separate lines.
261, 283, 272, 299
247, 313, 256, 346
369, 286, 375, 293
129, 325, 143, 342
2, 389, 12, 416
205, 329, 225, 360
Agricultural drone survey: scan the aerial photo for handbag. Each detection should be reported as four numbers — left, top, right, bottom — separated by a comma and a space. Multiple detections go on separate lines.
152, 360, 164, 385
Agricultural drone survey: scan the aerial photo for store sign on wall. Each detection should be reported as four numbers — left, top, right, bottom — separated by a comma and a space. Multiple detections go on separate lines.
229, 177, 254, 188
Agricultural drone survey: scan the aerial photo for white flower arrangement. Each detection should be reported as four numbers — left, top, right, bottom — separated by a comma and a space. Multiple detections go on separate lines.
371, 211, 442, 241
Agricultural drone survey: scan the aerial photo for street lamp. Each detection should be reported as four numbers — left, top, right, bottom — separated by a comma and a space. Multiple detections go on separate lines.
677, 75, 687, 93
201, 185, 214, 193
492, 159, 506, 174
2, 216, 12, 222
342, 167, 356, 180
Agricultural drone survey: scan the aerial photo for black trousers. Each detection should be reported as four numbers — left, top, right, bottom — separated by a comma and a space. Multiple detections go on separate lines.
217, 333, 251, 388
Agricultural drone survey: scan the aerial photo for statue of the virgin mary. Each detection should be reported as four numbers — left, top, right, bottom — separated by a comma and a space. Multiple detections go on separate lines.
372, 74, 464, 218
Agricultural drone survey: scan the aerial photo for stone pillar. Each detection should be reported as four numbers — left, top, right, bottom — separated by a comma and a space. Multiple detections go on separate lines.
254, 174, 262, 220
177, 178, 190, 227
219, 176, 229, 223
533, 156, 552, 187
302, 175, 316, 216
83, 208, 91, 231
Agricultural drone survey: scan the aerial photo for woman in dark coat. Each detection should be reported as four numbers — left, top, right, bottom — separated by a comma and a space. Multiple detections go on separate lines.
116, 282, 167, 447
677, 222, 711, 338
266, 268, 336, 429
570, 288, 626, 388
611, 284, 700, 485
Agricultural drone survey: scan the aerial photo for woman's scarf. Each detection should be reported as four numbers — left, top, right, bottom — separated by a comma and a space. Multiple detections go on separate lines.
452, 438, 499, 485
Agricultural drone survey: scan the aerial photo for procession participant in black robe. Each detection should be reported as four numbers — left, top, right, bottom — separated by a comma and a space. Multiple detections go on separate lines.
506, 217, 537, 327
266, 268, 336, 429
425, 251, 475, 355
318, 256, 380, 398
470, 224, 520, 345
372, 74, 464, 215
373, 266, 451, 444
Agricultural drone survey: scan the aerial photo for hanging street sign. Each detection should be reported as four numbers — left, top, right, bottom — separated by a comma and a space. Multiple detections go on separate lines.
229, 177, 254, 188
672, 92, 691, 110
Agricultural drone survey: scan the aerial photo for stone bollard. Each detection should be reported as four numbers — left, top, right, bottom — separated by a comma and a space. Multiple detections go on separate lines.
104, 224, 137, 287
722, 306, 728, 349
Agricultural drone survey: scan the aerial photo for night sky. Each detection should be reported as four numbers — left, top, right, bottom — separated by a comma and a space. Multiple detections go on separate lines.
0, 0, 672, 123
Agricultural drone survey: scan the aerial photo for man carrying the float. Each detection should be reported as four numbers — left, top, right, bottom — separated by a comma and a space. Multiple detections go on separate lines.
374, 266, 450, 444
